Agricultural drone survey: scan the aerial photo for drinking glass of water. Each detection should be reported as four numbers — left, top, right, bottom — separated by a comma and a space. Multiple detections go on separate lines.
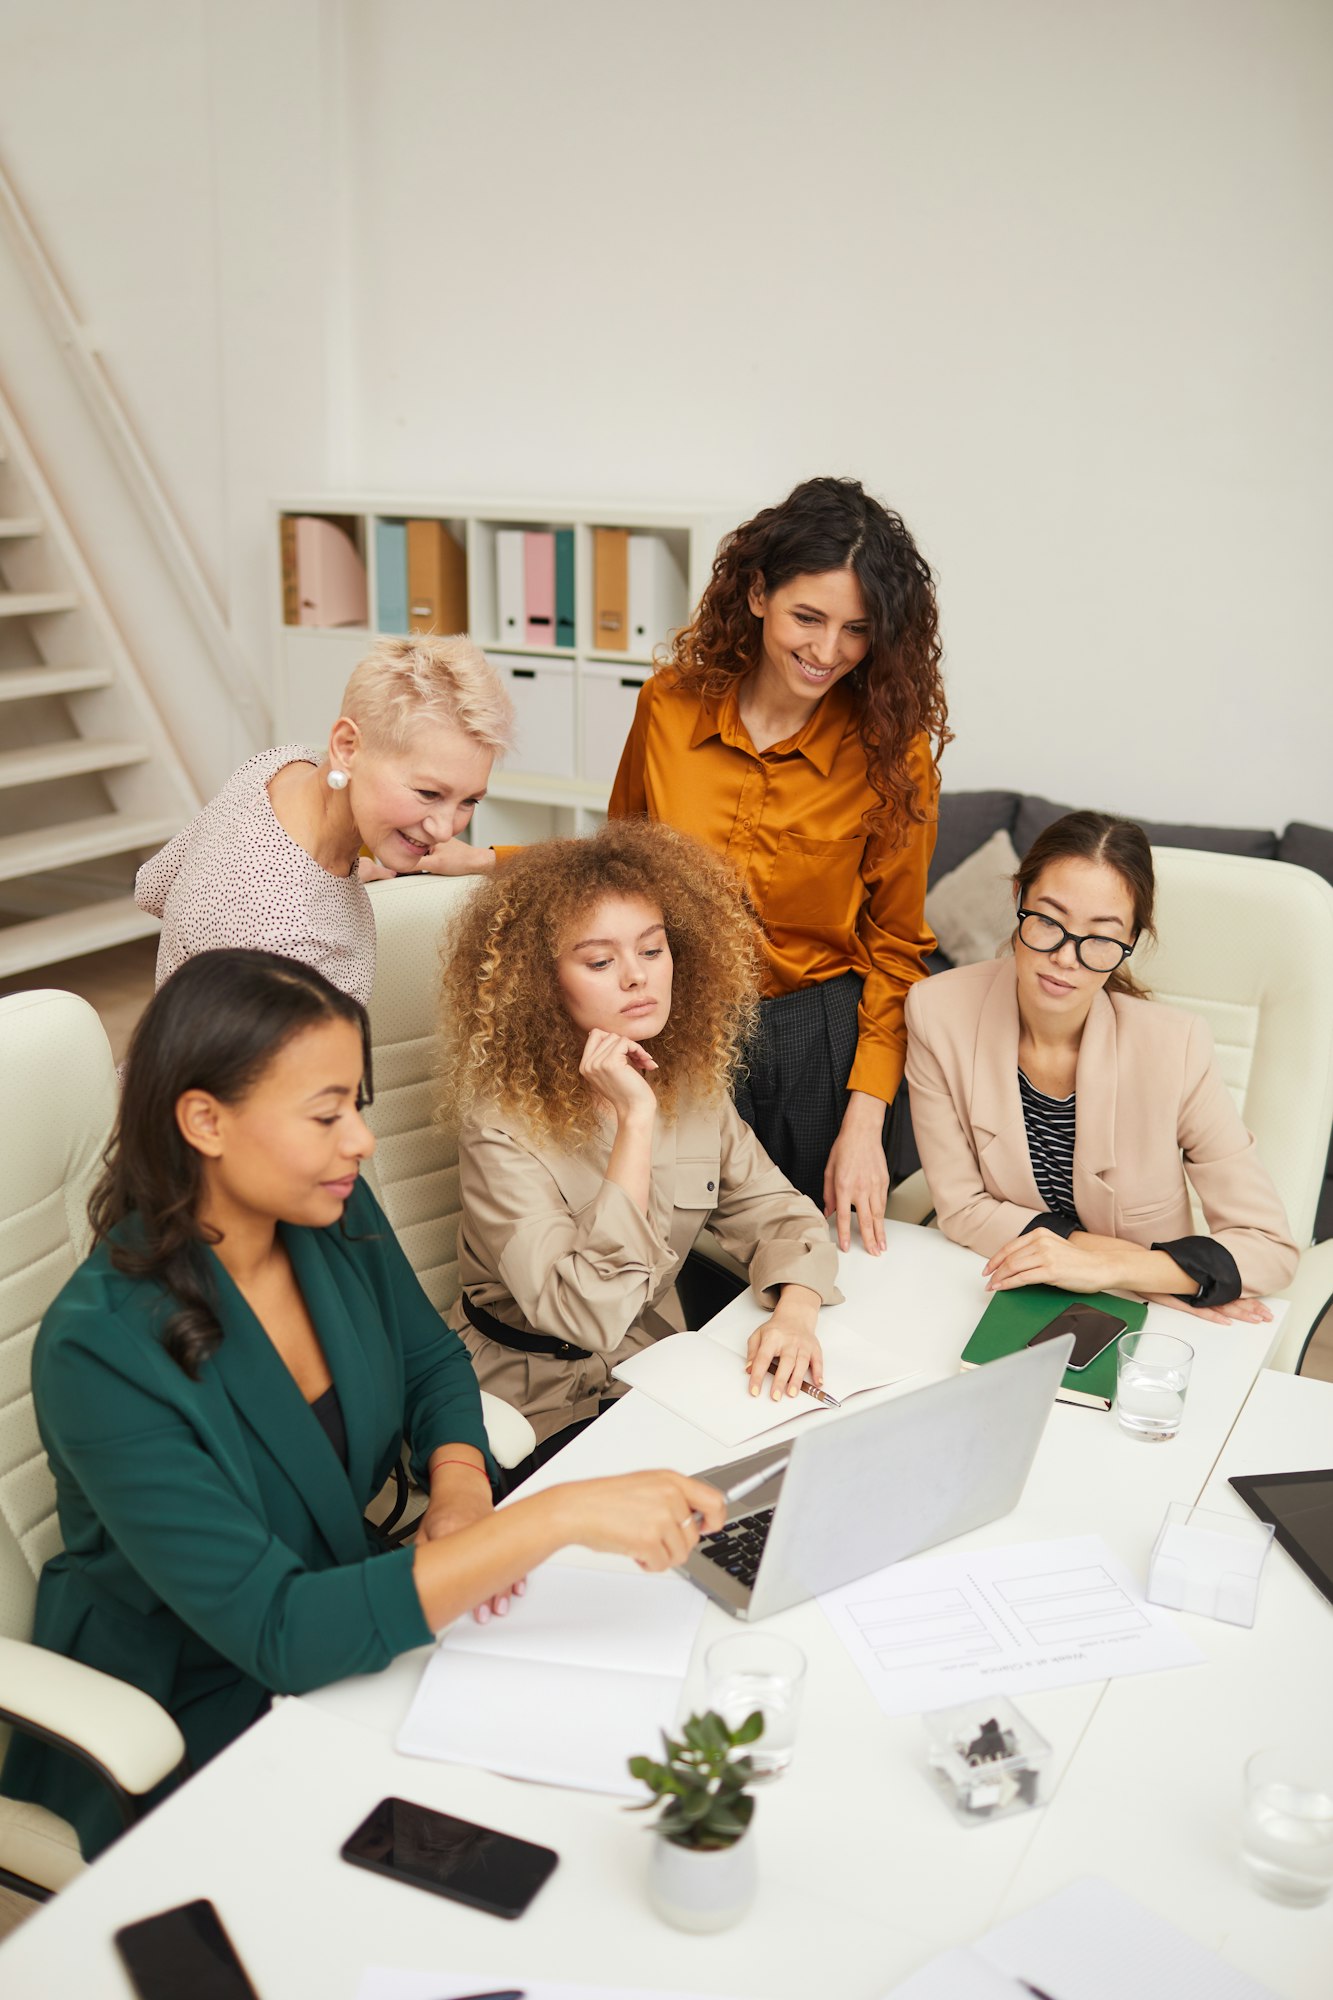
705, 1633, 806, 1781
1115, 1330, 1193, 1441
1242, 1746, 1333, 1905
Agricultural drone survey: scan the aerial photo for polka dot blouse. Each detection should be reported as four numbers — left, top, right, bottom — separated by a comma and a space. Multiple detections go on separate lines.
135, 745, 377, 1005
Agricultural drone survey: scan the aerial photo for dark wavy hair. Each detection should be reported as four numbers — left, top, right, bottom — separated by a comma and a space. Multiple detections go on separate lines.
668, 476, 951, 845
89, 950, 373, 1377
1013, 811, 1156, 999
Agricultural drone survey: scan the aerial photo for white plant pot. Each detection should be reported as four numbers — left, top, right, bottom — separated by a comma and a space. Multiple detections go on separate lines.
646, 1826, 757, 1933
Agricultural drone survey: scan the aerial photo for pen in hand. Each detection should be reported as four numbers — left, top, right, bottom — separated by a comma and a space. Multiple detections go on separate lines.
762, 1356, 840, 1408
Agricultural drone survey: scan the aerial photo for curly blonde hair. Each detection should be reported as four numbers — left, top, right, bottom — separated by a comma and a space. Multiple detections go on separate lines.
438, 820, 763, 1149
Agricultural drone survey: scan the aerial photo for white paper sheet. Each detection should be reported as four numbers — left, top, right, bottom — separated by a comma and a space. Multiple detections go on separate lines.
395, 1566, 705, 1795
880, 1949, 1021, 1998
440, 1564, 703, 1678
879, 1876, 1280, 1999
359, 1975, 751, 2000
820, 1534, 1203, 1718
980, 1876, 1280, 1997
612, 1305, 923, 1446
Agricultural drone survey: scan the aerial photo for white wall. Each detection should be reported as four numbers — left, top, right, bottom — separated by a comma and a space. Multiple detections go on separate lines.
0, 0, 344, 791
2, 0, 1330, 825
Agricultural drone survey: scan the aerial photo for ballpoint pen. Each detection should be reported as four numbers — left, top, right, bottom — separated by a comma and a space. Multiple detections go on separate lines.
685, 1452, 793, 1529
764, 1356, 841, 1408
436, 1989, 526, 1999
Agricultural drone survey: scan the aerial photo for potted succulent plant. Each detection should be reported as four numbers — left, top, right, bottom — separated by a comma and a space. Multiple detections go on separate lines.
628, 1708, 763, 1933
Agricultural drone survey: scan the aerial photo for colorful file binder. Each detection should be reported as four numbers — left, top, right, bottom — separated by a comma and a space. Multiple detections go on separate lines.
627, 533, 688, 657
373, 518, 409, 634
523, 531, 556, 647
496, 529, 526, 647
280, 516, 368, 628
406, 519, 467, 635
554, 528, 576, 647
593, 527, 629, 651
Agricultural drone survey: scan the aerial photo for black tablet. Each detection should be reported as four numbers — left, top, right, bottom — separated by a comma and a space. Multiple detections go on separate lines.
1230, 1468, 1333, 1611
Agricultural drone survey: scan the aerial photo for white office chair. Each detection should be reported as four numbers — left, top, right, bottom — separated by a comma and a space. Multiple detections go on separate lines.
0, 992, 185, 1900
363, 874, 537, 1469
889, 850, 1333, 1373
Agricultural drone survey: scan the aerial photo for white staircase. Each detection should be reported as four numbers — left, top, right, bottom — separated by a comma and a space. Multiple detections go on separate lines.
0, 388, 198, 980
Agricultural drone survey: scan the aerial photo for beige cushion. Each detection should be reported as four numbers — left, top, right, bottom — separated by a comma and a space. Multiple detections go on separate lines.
364, 877, 536, 1468
1138, 850, 1333, 1252
0, 1794, 83, 1893
925, 827, 1020, 966
0, 991, 116, 1649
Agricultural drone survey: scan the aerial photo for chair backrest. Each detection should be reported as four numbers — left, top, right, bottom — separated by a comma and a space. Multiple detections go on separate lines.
362, 874, 480, 1313
0, 991, 117, 1645
1136, 850, 1333, 1247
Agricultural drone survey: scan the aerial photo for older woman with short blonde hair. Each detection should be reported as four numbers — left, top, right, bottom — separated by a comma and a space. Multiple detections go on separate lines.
136, 635, 513, 1004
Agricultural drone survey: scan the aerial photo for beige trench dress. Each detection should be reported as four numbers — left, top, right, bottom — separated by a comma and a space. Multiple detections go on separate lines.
451, 1091, 842, 1446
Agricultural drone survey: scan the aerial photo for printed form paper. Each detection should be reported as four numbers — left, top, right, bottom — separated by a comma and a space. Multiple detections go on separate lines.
819, 1533, 1202, 1718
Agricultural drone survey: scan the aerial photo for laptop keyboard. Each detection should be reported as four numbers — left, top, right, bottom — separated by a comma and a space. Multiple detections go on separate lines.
697, 1507, 774, 1589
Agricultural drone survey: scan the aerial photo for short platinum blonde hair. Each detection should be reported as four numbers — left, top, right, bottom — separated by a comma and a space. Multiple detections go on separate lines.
340, 635, 513, 755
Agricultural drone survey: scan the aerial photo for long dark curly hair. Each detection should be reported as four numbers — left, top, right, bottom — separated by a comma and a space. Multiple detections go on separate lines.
438, 819, 763, 1151
89, 950, 373, 1378
668, 476, 951, 845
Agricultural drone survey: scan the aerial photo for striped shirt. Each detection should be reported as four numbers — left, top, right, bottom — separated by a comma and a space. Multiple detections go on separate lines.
1017, 1068, 1079, 1224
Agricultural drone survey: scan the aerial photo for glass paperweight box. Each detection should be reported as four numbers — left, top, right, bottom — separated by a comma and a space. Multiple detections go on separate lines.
1147, 1499, 1274, 1628
923, 1697, 1051, 1827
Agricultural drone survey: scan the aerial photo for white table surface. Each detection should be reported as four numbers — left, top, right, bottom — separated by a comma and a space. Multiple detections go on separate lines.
0, 1224, 1311, 1999
988, 1368, 1333, 1999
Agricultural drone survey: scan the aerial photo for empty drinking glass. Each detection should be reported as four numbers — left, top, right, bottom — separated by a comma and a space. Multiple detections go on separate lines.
705, 1633, 806, 1781
1242, 1747, 1333, 1905
1115, 1330, 1193, 1441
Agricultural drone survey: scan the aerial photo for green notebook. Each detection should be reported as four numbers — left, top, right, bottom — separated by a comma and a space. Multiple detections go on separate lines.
962, 1286, 1148, 1409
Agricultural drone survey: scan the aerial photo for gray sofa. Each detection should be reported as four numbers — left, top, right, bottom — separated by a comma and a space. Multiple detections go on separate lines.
889, 791, 1333, 1238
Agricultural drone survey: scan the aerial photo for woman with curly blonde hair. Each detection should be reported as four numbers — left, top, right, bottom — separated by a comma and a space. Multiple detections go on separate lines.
439, 820, 841, 1475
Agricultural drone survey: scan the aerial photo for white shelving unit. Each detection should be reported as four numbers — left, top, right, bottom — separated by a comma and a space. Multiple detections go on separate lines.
273, 496, 733, 845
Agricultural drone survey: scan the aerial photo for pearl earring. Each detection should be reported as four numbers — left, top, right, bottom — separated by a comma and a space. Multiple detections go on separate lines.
327, 768, 349, 791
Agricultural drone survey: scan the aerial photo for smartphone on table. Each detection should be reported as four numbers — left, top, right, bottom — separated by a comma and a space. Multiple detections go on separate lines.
341, 1795, 558, 1919
1026, 1302, 1128, 1371
115, 1899, 259, 2000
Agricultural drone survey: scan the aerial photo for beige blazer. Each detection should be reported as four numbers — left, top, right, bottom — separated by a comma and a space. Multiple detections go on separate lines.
904, 959, 1299, 1295
451, 1092, 842, 1445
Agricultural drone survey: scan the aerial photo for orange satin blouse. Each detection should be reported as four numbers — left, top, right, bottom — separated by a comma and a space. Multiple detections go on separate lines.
608, 671, 938, 1104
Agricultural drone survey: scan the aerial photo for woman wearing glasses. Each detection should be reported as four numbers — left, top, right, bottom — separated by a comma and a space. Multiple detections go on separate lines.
904, 812, 1297, 1320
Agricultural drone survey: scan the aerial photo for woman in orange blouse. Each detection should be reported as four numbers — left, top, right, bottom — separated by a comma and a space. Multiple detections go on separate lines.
609, 477, 950, 1253
439, 479, 950, 1253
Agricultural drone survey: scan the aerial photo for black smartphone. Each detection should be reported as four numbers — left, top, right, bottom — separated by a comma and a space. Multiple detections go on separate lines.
1027, 1302, 1128, 1371
114, 1900, 259, 2000
341, 1795, 558, 1919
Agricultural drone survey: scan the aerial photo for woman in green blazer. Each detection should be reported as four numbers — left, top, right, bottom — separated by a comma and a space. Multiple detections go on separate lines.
1, 951, 723, 1859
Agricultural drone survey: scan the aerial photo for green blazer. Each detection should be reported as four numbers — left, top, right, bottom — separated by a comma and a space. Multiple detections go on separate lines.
2, 1178, 491, 1859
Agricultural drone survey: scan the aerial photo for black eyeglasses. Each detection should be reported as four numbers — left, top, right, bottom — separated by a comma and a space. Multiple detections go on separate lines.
1016, 908, 1137, 974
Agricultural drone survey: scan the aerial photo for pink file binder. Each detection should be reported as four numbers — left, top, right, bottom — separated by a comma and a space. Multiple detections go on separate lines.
523, 532, 556, 648
293, 517, 367, 627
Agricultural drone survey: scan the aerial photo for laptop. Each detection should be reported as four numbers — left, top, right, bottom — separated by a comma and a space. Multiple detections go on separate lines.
681, 1334, 1073, 1620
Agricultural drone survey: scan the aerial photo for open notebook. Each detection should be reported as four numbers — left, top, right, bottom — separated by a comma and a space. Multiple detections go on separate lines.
396, 1565, 705, 1797
612, 1305, 924, 1445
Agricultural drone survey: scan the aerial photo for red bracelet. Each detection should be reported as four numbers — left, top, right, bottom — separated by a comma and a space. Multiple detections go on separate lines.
431, 1457, 491, 1483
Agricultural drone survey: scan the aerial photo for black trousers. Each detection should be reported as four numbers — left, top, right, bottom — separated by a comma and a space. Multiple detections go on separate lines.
733, 971, 887, 1206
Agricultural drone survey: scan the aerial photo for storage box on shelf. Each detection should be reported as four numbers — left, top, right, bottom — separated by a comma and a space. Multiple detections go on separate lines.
273, 498, 732, 846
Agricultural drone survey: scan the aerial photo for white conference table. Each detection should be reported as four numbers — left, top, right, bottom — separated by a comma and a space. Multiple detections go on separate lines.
1, 1224, 1326, 1998
986, 1367, 1333, 1998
